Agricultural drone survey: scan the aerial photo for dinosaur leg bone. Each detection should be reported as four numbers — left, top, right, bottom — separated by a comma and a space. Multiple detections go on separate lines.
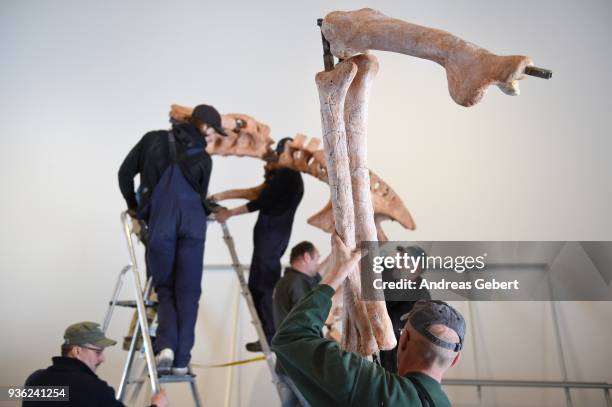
321, 8, 532, 106
316, 60, 378, 356
344, 54, 396, 351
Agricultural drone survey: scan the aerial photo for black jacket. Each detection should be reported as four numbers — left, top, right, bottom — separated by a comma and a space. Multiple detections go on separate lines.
272, 267, 321, 330
272, 267, 321, 375
246, 168, 303, 215
23, 356, 123, 406
118, 122, 212, 215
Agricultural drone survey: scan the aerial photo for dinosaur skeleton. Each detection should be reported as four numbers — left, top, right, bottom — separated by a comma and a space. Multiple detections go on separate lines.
168, 8, 550, 356
314, 8, 550, 355
168, 104, 414, 241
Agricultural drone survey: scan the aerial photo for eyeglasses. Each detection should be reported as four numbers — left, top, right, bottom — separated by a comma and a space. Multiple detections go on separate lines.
79, 345, 104, 356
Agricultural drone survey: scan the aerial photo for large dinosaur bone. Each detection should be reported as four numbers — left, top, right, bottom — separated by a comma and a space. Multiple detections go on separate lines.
316, 55, 397, 355
344, 54, 396, 351
316, 60, 378, 355
321, 8, 533, 106
170, 104, 274, 158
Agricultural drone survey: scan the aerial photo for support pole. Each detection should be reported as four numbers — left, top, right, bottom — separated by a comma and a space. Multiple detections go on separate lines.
317, 18, 335, 71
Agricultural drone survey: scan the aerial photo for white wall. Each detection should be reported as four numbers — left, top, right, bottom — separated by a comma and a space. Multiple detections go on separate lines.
1, 0, 611, 406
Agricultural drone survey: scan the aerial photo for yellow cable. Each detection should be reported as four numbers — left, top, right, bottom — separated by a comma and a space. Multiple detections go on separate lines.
191, 355, 266, 368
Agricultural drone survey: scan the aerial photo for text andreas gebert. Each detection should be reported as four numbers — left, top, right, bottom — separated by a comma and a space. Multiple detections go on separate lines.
368, 252, 520, 291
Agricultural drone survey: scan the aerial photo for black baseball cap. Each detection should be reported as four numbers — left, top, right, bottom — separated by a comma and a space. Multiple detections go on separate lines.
397, 245, 426, 259
192, 104, 228, 137
262, 137, 294, 162
275, 137, 293, 154
400, 300, 465, 352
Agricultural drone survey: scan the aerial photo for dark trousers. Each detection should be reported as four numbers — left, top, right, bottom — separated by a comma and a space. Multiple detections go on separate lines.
249, 212, 294, 343
379, 302, 415, 373
146, 165, 207, 367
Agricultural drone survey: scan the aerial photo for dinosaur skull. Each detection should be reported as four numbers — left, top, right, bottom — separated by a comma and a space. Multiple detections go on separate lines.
169, 104, 274, 158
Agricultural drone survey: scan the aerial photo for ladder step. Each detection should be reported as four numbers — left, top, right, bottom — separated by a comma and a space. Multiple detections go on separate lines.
159, 374, 197, 383
129, 373, 197, 385
111, 300, 157, 308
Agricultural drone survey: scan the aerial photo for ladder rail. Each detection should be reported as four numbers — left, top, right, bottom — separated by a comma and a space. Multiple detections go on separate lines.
219, 221, 283, 399
120, 212, 161, 395
223, 275, 242, 407
102, 265, 131, 332
118, 276, 155, 402
189, 379, 204, 407
118, 319, 141, 401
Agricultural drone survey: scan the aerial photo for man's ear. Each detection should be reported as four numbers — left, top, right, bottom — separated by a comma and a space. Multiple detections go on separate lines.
69, 346, 81, 359
450, 351, 461, 368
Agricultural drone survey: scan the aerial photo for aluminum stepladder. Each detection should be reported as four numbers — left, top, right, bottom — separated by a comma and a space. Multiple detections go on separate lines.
102, 212, 202, 406
217, 219, 283, 400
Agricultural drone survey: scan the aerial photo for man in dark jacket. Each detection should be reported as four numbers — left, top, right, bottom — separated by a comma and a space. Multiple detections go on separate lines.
272, 241, 320, 407
118, 105, 226, 374
24, 321, 167, 407
212, 138, 304, 350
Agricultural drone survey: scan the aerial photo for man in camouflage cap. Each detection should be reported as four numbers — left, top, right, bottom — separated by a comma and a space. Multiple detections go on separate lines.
60, 321, 117, 372
24, 321, 168, 406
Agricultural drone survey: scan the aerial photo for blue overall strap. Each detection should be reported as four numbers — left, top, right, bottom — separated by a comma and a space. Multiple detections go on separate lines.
168, 130, 177, 164
407, 377, 436, 407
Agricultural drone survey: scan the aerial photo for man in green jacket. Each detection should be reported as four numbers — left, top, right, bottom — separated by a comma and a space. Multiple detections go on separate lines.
272, 235, 465, 407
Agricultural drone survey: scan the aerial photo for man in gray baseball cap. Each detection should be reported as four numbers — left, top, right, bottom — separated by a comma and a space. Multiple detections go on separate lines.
400, 300, 466, 352
24, 321, 168, 406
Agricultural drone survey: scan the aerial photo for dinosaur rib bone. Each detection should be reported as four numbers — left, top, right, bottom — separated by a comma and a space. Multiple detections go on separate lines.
321, 8, 532, 106
277, 137, 415, 235
209, 184, 265, 202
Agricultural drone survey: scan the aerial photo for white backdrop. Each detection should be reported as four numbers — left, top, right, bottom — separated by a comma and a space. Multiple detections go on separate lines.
1, 0, 611, 406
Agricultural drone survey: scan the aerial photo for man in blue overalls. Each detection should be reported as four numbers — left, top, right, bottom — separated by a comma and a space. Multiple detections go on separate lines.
118, 105, 226, 374
213, 138, 304, 351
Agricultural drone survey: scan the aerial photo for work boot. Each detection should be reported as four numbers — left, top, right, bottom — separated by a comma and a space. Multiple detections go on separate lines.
245, 340, 262, 352
156, 348, 174, 374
